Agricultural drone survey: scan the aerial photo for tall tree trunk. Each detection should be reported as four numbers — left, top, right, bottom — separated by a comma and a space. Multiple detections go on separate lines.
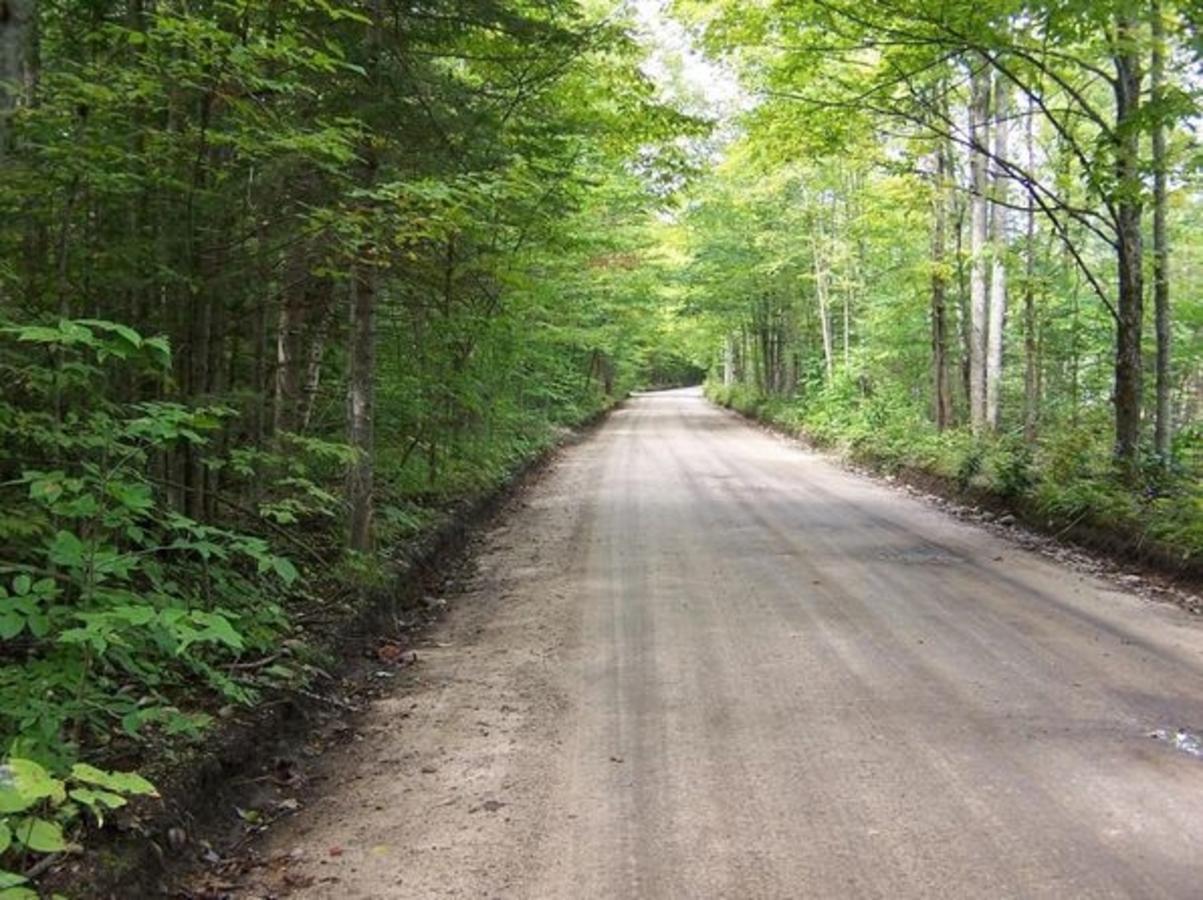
931, 140, 952, 430
812, 221, 835, 386
273, 243, 312, 438
954, 185, 971, 414
969, 57, 991, 433
985, 73, 1009, 431
252, 232, 269, 449
739, 324, 746, 387
1023, 94, 1040, 442
1111, 9, 1145, 467
272, 298, 293, 437
299, 298, 334, 433
1070, 265, 1081, 427
347, 262, 376, 553
842, 289, 850, 370
0, 0, 35, 160
1151, 0, 1171, 461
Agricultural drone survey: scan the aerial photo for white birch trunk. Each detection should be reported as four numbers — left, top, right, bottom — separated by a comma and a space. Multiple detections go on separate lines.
299, 302, 334, 433
347, 262, 376, 553
969, 58, 991, 433
812, 215, 834, 386
986, 73, 1009, 430
272, 300, 293, 437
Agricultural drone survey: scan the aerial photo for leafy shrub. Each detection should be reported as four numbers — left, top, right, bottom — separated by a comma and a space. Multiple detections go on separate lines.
983, 437, 1034, 498
0, 756, 157, 899
224, 434, 357, 527
0, 321, 298, 767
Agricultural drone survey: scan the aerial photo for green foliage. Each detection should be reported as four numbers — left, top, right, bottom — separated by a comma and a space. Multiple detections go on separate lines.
0, 4, 693, 863
681, 0, 1202, 567
0, 0, 699, 891
0, 756, 156, 896
0, 322, 297, 767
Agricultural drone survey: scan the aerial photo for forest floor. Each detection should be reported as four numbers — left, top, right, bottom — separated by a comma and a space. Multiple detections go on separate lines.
187, 387, 1203, 899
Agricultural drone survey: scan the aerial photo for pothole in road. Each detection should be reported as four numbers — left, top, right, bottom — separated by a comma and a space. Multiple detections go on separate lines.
1148, 727, 1203, 759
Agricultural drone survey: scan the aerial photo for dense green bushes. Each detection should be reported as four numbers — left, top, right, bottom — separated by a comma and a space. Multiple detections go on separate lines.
0, 322, 302, 771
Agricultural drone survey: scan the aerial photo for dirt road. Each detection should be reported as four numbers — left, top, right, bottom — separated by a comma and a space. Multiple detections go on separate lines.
236, 388, 1203, 898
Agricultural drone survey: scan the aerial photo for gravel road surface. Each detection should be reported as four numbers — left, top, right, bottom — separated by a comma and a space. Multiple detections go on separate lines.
234, 387, 1203, 899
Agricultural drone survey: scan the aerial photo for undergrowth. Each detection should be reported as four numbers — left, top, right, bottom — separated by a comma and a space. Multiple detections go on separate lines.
0, 320, 621, 892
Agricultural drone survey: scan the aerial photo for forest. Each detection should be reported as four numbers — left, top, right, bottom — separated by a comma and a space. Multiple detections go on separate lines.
678, 0, 1202, 566
0, 0, 1200, 893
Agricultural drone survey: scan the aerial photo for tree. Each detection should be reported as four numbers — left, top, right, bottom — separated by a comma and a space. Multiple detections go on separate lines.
969, 57, 990, 432
690, 0, 1199, 463
1110, 2, 1145, 467
0, 0, 35, 158
985, 71, 1008, 431
931, 129, 953, 430
1151, 0, 1171, 461
0, 0, 696, 786
675, 0, 1202, 572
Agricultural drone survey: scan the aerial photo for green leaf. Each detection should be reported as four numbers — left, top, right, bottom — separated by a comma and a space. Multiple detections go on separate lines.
24, 615, 49, 639
271, 556, 299, 585
0, 887, 39, 900
69, 788, 127, 826
162, 711, 212, 736
26, 471, 67, 506
0, 759, 66, 813
11, 576, 30, 597
142, 336, 172, 368
46, 531, 85, 569
0, 870, 27, 889
70, 764, 158, 797
12, 321, 94, 347
106, 480, 154, 513
69, 787, 126, 809
76, 319, 143, 348
13, 817, 68, 852
0, 821, 11, 854
185, 612, 244, 651
0, 613, 23, 640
